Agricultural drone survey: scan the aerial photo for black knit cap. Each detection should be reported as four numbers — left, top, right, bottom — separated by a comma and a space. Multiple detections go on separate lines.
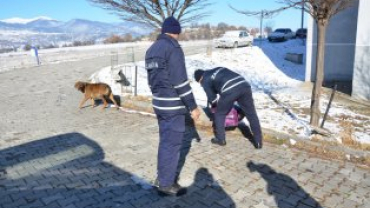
194, 69, 205, 82
161, 16, 181, 34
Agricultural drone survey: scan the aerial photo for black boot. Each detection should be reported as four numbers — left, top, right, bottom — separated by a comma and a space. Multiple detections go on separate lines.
253, 140, 262, 149
154, 178, 186, 196
158, 184, 187, 196
153, 178, 180, 189
211, 138, 226, 146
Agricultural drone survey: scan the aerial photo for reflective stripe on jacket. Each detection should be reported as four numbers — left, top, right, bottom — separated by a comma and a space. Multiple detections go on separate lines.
201, 67, 250, 106
145, 34, 197, 115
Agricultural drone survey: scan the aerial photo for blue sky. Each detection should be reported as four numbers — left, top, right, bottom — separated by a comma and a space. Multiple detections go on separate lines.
0, 0, 307, 30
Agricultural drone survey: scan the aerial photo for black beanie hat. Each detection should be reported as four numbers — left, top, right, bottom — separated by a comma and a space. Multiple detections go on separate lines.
194, 69, 205, 82
161, 16, 181, 34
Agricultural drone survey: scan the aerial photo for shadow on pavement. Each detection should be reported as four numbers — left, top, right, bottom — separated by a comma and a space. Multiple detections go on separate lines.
247, 161, 323, 208
180, 167, 236, 208
0, 132, 234, 208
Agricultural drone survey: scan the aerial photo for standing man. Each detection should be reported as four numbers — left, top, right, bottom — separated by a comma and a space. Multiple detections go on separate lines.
194, 67, 263, 149
145, 16, 201, 196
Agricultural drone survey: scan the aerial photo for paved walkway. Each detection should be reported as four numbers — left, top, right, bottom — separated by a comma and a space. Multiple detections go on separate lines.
0, 59, 369, 208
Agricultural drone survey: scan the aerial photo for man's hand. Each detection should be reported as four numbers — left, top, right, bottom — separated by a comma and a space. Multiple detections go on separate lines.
191, 108, 201, 120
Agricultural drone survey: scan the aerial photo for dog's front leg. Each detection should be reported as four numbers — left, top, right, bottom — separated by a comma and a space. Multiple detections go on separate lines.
109, 93, 119, 110
101, 97, 108, 110
79, 97, 89, 109
91, 98, 96, 108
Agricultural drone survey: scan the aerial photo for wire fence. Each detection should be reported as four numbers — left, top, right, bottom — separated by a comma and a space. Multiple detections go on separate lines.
109, 42, 213, 97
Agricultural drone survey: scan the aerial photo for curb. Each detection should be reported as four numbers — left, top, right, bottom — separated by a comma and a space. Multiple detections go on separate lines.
120, 95, 370, 167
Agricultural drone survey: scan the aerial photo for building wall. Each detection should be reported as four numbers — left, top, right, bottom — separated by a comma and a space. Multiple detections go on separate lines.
352, 0, 370, 100
305, 0, 359, 82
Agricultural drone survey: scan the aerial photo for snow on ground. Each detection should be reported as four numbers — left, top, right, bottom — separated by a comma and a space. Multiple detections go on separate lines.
0, 41, 152, 72
92, 39, 369, 145
2, 37, 364, 144
256, 39, 306, 81
0, 40, 209, 72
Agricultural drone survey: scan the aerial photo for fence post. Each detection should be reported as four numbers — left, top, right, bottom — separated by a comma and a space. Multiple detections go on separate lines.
134, 65, 138, 96
131, 47, 135, 63
110, 51, 118, 92
111, 51, 118, 70
206, 40, 212, 57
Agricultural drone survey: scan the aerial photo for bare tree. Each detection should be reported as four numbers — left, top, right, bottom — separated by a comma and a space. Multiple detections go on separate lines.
238, 26, 248, 31
264, 20, 275, 34
230, 4, 293, 38
87, 0, 211, 28
278, 0, 355, 127
232, 0, 356, 127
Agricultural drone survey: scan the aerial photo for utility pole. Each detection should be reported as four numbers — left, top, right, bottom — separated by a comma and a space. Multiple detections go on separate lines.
260, 10, 264, 38
301, 0, 304, 29
300, 0, 305, 45
229, 5, 290, 45
259, 10, 264, 45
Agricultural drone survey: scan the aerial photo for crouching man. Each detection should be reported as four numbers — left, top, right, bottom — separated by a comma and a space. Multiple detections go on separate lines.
194, 67, 262, 149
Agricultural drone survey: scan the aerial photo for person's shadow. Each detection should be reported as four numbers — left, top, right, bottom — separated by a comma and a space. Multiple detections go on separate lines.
247, 161, 323, 208
179, 167, 236, 208
0, 132, 235, 208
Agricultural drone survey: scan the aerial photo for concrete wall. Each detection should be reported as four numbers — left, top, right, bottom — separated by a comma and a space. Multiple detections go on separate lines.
352, 0, 370, 100
306, 0, 359, 82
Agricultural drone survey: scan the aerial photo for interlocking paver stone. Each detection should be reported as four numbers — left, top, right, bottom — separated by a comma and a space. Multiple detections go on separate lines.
0, 57, 369, 208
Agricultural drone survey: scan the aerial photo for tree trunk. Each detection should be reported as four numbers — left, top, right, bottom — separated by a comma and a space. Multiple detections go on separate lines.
310, 23, 327, 126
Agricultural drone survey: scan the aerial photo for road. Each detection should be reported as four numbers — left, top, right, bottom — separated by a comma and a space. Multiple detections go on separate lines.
0, 51, 369, 208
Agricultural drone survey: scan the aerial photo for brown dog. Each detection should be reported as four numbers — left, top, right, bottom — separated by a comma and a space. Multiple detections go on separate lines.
74, 81, 119, 110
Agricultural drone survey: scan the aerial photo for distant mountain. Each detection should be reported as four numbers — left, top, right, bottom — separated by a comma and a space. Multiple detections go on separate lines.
62, 19, 119, 34
0, 16, 153, 50
0, 16, 55, 24
27, 19, 63, 30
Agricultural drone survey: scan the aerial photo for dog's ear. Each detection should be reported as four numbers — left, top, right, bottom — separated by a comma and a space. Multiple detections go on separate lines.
74, 81, 80, 89
74, 81, 85, 93
80, 82, 86, 93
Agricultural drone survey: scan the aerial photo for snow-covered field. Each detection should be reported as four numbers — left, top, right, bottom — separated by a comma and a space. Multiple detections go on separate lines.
93, 39, 369, 145
0, 41, 152, 72
0, 40, 210, 72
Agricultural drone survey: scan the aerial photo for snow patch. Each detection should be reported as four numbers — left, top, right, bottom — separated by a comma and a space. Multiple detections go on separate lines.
93, 39, 369, 144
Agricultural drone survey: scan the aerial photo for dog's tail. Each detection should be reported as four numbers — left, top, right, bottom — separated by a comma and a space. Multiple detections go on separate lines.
105, 85, 119, 108
101, 83, 111, 95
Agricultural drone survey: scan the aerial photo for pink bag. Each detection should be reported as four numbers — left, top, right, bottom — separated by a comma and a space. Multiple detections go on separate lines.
211, 107, 239, 127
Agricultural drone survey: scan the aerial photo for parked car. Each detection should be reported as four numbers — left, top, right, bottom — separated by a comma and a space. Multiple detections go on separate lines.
214, 31, 253, 48
296, 28, 307, 39
268, 28, 295, 42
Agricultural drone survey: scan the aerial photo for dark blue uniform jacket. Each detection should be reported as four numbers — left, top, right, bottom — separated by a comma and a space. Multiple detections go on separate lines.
145, 34, 197, 115
201, 67, 251, 106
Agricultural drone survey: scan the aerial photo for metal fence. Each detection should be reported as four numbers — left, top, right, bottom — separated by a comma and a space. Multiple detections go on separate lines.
110, 48, 138, 96
109, 42, 212, 97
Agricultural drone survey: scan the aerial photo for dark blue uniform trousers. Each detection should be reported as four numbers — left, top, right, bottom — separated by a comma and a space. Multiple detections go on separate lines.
156, 113, 185, 187
214, 85, 262, 143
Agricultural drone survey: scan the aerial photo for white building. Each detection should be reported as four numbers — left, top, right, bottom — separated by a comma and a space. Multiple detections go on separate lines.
305, 0, 370, 100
